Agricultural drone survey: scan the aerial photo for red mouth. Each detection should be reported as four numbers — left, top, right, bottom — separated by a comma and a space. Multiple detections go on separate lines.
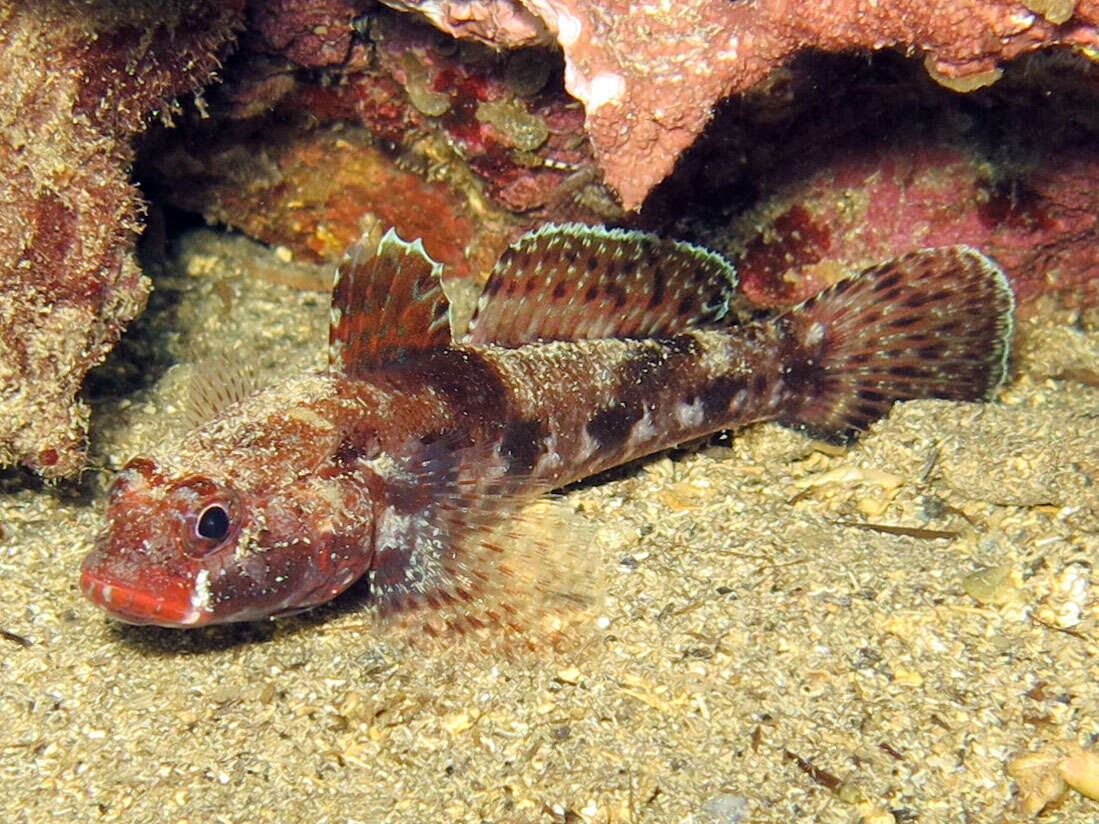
80, 565, 206, 627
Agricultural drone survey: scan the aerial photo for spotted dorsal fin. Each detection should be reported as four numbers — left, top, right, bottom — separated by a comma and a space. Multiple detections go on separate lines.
328, 229, 451, 376
462, 223, 750, 347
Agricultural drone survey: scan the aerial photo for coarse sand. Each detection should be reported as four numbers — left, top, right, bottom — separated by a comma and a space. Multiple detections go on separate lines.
1, 230, 1097, 824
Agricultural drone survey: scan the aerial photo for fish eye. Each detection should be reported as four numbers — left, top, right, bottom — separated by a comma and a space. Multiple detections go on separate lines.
196, 504, 231, 542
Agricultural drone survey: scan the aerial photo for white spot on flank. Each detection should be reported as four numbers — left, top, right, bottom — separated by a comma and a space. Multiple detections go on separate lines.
767, 381, 785, 409
577, 429, 599, 462
675, 398, 705, 428
533, 450, 563, 476
533, 432, 563, 475
805, 322, 826, 347
630, 409, 657, 444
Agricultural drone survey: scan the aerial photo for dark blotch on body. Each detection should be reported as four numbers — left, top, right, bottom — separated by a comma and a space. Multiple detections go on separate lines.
699, 375, 747, 419
782, 357, 824, 399
586, 403, 642, 454
395, 348, 511, 435
649, 268, 666, 308
499, 418, 548, 475
621, 349, 668, 395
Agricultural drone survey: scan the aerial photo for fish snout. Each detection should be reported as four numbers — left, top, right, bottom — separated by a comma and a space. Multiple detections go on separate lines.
80, 546, 210, 627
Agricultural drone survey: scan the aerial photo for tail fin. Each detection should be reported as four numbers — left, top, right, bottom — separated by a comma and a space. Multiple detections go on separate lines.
778, 245, 1014, 440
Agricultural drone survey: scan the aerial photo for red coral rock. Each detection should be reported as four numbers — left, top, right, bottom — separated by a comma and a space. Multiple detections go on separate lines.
150, 122, 498, 280
387, 0, 1099, 209
643, 53, 1099, 313
380, 0, 549, 46
0, 2, 243, 477
144, 6, 611, 289
251, 0, 371, 67
736, 141, 1099, 313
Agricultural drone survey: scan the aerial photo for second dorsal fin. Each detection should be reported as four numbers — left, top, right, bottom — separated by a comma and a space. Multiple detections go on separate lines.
462, 224, 749, 347
328, 229, 451, 376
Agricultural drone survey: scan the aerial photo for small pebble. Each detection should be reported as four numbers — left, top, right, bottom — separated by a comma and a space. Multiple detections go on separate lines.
962, 564, 1021, 606
556, 666, 581, 685
1059, 749, 1099, 801
1006, 750, 1067, 815
701, 792, 748, 823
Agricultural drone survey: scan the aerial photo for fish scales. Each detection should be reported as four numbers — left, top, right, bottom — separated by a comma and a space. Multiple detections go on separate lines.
460, 330, 784, 489
82, 224, 1015, 634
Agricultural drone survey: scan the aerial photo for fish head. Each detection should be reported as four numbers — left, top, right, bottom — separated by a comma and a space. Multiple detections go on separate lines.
82, 454, 372, 627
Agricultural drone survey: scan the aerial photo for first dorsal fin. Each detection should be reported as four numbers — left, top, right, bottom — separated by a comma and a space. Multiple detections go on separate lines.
462, 223, 750, 347
328, 229, 451, 376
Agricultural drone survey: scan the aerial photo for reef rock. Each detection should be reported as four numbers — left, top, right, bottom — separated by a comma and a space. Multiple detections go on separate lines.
384, 0, 1099, 209
0, 1, 242, 477
143, 5, 610, 287
640, 52, 1099, 313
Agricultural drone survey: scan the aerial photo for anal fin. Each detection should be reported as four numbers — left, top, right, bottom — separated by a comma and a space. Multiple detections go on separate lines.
328, 229, 451, 376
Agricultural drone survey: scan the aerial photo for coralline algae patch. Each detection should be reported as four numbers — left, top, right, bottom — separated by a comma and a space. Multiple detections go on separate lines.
645, 52, 1099, 314
295, 12, 593, 213
0, 1, 244, 478
370, 19, 594, 214
143, 9, 1099, 322
730, 142, 1099, 313
146, 122, 485, 278
142, 8, 607, 293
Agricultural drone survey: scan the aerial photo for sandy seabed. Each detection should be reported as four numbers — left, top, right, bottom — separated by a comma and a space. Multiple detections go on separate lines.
1, 230, 1097, 824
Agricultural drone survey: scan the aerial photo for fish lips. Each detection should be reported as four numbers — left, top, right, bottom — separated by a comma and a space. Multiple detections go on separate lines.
80, 527, 214, 627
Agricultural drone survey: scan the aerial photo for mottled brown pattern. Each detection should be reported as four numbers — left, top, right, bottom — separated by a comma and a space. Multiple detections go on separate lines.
83, 226, 1014, 632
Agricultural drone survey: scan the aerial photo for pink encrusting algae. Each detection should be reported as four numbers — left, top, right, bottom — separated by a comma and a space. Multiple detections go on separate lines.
81, 224, 1014, 636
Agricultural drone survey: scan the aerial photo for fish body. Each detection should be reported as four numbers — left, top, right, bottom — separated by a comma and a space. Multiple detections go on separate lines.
82, 224, 1014, 630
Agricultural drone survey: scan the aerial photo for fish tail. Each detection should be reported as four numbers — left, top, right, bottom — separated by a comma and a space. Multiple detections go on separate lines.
777, 246, 1015, 440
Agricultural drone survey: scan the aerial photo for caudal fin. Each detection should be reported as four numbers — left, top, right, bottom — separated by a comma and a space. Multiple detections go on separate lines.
779, 245, 1015, 439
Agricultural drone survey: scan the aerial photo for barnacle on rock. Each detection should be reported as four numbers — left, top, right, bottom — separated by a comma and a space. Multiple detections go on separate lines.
475, 99, 549, 151
401, 52, 451, 116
